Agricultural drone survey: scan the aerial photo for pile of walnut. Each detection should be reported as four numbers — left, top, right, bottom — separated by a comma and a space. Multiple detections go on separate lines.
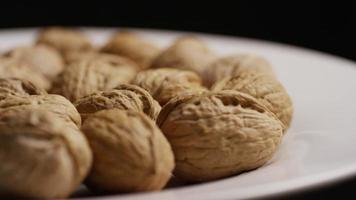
0, 27, 293, 199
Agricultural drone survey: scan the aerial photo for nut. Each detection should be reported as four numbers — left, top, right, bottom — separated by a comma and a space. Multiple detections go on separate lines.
75, 84, 161, 121
212, 70, 293, 129
63, 51, 138, 68
132, 68, 207, 105
0, 109, 92, 199
2, 45, 64, 80
0, 94, 81, 128
203, 54, 274, 88
0, 58, 51, 90
0, 78, 47, 100
102, 32, 161, 69
51, 58, 138, 102
36, 27, 92, 54
150, 36, 216, 76
157, 90, 284, 182
82, 109, 174, 193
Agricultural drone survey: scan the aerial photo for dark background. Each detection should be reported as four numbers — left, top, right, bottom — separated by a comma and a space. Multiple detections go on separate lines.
1, 1, 356, 199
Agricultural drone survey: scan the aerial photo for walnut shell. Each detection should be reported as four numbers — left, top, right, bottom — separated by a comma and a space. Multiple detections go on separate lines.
212, 70, 293, 129
82, 109, 174, 193
157, 90, 284, 182
36, 27, 92, 54
0, 94, 81, 128
132, 68, 207, 105
0, 78, 47, 99
75, 84, 161, 121
0, 58, 51, 90
150, 36, 216, 76
102, 32, 161, 69
0, 109, 92, 199
51, 58, 138, 102
2, 45, 64, 80
203, 54, 274, 88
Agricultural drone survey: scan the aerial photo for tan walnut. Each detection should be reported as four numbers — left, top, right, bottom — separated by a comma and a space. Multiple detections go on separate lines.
2, 45, 64, 80
102, 31, 161, 69
36, 27, 92, 54
150, 36, 216, 76
212, 70, 293, 129
75, 84, 161, 121
51, 57, 138, 102
0, 58, 51, 90
132, 68, 207, 105
82, 109, 174, 193
0, 94, 81, 128
0, 78, 47, 99
203, 54, 274, 88
0, 109, 92, 199
157, 90, 284, 182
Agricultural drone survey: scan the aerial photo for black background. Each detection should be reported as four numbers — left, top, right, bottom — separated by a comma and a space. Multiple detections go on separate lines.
1, 1, 356, 199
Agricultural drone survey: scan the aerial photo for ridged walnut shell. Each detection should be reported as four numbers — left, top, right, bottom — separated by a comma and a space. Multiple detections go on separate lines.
150, 36, 216, 76
203, 54, 274, 88
36, 27, 92, 54
0, 58, 51, 90
75, 84, 161, 121
101, 32, 161, 69
2, 45, 64, 80
82, 109, 174, 193
157, 90, 284, 182
0, 78, 47, 100
132, 68, 207, 105
0, 109, 92, 199
212, 70, 293, 129
51, 58, 138, 102
0, 94, 81, 128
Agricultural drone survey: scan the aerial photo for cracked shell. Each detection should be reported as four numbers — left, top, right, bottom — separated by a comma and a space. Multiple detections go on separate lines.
132, 68, 207, 105
75, 84, 161, 121
0, 109, 92, 199
36, 27, 92, 54
102, 32, 161, 69
50, 58, 138, 102
150, 36, 216, 76
82, 109, 174, 193
203, 54, 274, 88
212, 70, 293, 129
157, 90, 284, 182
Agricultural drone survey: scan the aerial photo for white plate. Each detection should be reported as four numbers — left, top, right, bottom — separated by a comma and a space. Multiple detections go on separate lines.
1, 28, 356, 200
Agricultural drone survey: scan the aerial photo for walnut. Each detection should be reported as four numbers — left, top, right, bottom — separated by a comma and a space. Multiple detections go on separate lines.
2, 45, 64, 80
0, 109, 92, 199
203, 54, 274, 88
63, 51, 138, 68
51, 58, 138, 102
157, 90, 284, 182
0, 58, 51, 90
150, 36, 216, 76
102, 32, 161, 69
75, 84, 161, 121
0, 94, 81, 128
212, 70, 293, 129
0, 78, 47, 99
132, 68, 207, 105
82, 109, 174, 193
36, 27, 92, 54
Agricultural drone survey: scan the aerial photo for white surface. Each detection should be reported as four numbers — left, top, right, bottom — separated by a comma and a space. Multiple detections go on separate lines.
1, 28, 356, 200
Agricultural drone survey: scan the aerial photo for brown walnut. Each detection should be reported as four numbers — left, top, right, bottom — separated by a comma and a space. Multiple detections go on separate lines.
0, 109, 92, 199
157, 90, 284, 182
82, 109, 174, 193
